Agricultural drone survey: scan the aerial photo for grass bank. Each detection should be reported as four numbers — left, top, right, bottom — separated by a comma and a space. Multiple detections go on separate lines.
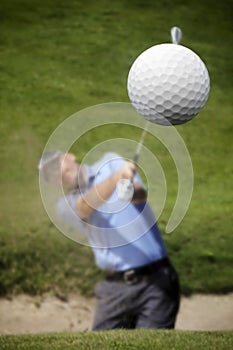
0, 330, 232, 350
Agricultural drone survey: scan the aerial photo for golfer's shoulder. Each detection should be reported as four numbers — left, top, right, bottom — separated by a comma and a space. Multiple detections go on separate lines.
56, 190, 80, 216
91, 153, 124, 172
103, 152, 123, 161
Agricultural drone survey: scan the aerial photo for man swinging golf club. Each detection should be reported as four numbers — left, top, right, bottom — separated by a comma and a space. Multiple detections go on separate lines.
38, 150, 180, 330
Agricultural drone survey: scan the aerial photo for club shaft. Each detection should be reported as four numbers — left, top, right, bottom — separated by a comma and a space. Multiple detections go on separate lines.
132, 121, 149, 164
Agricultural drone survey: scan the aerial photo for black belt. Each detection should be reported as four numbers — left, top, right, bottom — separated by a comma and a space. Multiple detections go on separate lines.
105, 257, 170, 285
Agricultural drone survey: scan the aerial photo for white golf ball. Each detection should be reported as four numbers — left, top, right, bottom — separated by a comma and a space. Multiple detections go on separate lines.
127, 43, 210, 125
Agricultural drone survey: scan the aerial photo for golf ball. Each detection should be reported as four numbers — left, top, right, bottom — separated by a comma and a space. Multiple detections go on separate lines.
127, 44, 210, 125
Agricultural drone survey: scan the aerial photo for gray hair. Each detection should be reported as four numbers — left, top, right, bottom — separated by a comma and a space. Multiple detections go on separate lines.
38, 150, 63, 184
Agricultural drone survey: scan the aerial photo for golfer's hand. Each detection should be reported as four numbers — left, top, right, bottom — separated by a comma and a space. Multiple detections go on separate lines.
117, 162, 136, 181
116, 179, 134, 201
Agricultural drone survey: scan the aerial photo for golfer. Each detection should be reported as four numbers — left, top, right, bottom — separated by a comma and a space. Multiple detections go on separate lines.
39, 151, 180, 330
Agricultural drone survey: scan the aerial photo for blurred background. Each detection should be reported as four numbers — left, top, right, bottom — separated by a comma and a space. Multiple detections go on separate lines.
0, 0, 232, 298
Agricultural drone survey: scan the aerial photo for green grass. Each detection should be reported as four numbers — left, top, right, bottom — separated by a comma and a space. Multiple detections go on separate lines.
0, 330, 232, 350
0, 0, 232, 298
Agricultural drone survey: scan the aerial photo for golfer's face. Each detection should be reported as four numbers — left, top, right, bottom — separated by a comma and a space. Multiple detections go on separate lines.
61, 153, 79, 190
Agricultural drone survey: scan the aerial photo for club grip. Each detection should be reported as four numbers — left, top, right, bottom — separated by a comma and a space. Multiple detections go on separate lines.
132, 153, 139, 164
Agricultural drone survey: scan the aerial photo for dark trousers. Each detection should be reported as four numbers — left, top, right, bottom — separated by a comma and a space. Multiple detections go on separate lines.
92, 261, 180, 330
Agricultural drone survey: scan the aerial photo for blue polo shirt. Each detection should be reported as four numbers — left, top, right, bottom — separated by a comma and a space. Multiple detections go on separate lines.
57, 153, 167, 271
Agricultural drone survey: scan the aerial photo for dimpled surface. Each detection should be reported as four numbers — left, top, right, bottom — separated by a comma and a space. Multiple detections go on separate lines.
127, 44, 210, 125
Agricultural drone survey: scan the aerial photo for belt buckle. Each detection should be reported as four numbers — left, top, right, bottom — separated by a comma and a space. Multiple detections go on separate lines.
123, 270, 138, 285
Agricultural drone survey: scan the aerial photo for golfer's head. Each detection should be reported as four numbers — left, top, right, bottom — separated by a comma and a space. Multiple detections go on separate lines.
38, 151, 85, 191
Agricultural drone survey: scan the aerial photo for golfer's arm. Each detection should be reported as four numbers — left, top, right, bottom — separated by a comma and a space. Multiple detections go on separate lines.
76, 173, 119, 220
